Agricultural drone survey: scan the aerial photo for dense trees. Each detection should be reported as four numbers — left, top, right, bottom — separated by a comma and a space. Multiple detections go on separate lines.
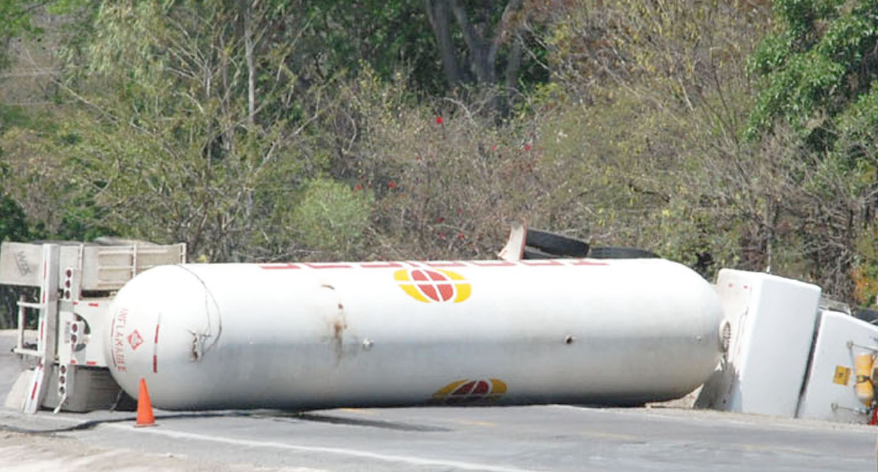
746, 0, 878, 302
2, 0, 878, 325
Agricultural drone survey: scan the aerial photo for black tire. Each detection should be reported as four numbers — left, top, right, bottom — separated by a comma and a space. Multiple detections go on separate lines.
854, 309, 878, 325
522, 248, 556, 260
588, 246, 659, 259
525, 229, 590, 257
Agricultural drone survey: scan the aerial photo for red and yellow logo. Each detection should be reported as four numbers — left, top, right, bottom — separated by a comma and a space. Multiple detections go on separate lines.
394, 269, 471, 303
430, 378, 507, 405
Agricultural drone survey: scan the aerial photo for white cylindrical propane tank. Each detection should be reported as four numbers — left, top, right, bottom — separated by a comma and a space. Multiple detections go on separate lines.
104, 258, 723, 410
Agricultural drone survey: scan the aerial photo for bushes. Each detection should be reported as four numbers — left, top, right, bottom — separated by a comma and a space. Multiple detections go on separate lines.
3, 0, 878, 307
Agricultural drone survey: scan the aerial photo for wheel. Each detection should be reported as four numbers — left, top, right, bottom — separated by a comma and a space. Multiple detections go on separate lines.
525, 229, 590, 257
854, 309, 878, 324
588, 247, 659, 259
522, 248, 555, 260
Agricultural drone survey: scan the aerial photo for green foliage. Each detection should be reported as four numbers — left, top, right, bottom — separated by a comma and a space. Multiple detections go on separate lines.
3, 0, 878, 307
836, 84, 878, 159
307, 1, 446, 94
0, 104, 33, 132
291, 178, 373, 257
743, 0, 878, 299
748, 50, 846, 139
747, 0, 878, 141
33, 0, 345, 260
0, 1, 44, 42
529, 0, 770, 278
854, 224, 878, 306
0, 193, 29, 242
0, 0, 91, 69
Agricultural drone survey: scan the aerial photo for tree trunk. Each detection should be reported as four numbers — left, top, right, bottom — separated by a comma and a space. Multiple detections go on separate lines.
504, 34, 522, 92
450, 0, 493, 84
425, 0, 525, 91
243, 1, 256, 126
424, 0, 462, 88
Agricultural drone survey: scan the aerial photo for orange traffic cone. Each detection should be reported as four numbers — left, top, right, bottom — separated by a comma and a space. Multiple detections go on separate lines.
135, 377, 157, 427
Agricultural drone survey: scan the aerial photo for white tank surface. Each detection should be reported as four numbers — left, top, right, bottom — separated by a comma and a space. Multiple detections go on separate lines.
104, 258, 723, 410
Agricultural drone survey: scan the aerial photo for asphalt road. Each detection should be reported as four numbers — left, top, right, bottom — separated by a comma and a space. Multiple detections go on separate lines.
2, 330, 877, 471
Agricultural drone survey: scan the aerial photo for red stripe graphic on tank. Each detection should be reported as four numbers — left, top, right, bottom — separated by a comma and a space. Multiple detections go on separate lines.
424, 261, 466, 267
304, 263, 352, 269
470, 260, 515, 267
260, 259, 610, 270
153, 317, 161, 373
570, 259, 608, 266
361, 262, 403, 268
260, 263, 301, 270
520, 259, 563, 266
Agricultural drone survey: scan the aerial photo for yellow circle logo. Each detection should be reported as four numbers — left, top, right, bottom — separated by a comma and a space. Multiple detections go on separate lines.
430, 378, 507, 404
394, 268, 471, 303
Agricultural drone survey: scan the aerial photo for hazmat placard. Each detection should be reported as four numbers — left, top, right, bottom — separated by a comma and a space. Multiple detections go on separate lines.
833, 366, 851, 385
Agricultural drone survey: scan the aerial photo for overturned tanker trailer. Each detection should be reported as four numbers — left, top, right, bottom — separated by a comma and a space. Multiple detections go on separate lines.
105, 257, 724, 410
1, 227, 725, 412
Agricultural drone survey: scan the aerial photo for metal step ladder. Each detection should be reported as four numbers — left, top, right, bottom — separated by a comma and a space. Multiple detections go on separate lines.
13, 245, 60, 414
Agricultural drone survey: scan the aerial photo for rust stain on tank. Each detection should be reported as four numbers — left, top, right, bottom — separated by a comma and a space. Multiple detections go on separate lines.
318, 281, 348, 363
332, 318, 347, 339
331, 316, 347, 363
330, 298, 346, 363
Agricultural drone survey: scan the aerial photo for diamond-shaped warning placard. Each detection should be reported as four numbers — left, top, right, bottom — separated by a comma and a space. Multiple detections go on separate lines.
128, 330, 144, 350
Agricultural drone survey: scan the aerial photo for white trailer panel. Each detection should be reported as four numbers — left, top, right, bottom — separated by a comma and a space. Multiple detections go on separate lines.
0, 242, 42, 287
697, 269, 821, 417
